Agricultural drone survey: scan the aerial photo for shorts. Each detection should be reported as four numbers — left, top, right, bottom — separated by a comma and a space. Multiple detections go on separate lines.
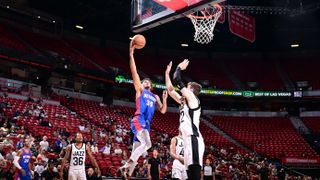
172, 167, 188, 180
68, 169, 86, 180
131, 116, 150, 142
183, 135, 205, 169
14, 172, 31, 180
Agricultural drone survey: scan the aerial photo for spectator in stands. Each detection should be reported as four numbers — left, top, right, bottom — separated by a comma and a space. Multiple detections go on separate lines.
100, 130, 106, 139
34, 161, 45, 179
37, 149, 48, 165
83, 124, 90, 133
86, 167, 102, 180
114, 144, 123, 156
91, 143, 99, 154
147, 149, 161, 180
0, 123, 9, 136
2, 164, 15, 180
100, 143, 111, 157
16, 137, 24, 150
54, 136, 62, 153
40, 136, 49, 151
41, 159, 59, 180
79, 123, 85, 132
115, 134, 123, 143
258, 162, 269, 180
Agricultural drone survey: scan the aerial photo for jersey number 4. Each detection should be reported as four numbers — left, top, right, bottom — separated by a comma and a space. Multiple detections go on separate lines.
73, 157, 84, 166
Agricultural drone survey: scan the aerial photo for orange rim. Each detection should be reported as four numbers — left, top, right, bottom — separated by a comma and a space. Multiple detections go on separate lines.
187, 4, 222, 19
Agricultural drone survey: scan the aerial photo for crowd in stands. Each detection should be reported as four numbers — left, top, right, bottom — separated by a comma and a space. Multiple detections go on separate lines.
0, 93, 317, 179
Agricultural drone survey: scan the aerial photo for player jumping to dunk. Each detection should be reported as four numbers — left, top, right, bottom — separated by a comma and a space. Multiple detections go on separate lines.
121, 39, 168, 178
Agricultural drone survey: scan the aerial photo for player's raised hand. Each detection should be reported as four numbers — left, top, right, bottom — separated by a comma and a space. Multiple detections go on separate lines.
178, 59, 189, 70
129, 38, 136, 55
166, 61, 172, 75
162, 90, 168, 100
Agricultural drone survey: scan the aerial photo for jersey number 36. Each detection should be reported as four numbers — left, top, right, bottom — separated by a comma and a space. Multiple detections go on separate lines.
73, 157, 84, 166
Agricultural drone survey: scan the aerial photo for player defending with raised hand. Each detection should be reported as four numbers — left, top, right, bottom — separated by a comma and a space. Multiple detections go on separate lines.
60, 133, 100, 180
170, 129, 188, 180
165, 60, 205, 180
13, 136, 32, 180
120, 37, 168, 178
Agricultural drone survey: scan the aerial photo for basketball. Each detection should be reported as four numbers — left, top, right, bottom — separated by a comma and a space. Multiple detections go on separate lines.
131, 34, 146, 49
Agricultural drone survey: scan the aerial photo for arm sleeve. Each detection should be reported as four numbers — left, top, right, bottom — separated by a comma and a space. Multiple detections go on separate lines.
13, 156, 22, 170
173, 67, 185, 89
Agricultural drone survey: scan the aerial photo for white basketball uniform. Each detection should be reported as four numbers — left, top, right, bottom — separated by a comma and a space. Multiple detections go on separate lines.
179, 98, 205, 170
172, 136, 188, 180
69, 143, 86, 180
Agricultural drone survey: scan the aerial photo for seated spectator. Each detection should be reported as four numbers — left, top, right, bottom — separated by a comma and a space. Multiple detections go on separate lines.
16, 137, 24, 150
34, 161, 45, 179
115, 134, 123, 143
114, 144, 122, 156
91, 143, 99, 154
54, 136, 62, 153
86, 167, 102, 180
100, 143, 111, 157
41, 159, 59, 180
79, 123, 85, 132
37, 149, 49, 165
40, 136, 49, 151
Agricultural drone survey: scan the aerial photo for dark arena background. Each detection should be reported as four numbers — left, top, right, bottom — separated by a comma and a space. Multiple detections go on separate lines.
0, 0, 320, 179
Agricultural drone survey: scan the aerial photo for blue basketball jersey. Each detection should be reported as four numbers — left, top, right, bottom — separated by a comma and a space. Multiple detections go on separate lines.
20, 148, 31, 171
15, 148, 31, 180
133, 88, 157, 126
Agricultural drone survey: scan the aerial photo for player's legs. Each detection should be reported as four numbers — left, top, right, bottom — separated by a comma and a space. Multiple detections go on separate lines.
187, 164, 201, 180
172, 168, 183, 180
128, 141, 140, 176
183, 135, 203, 180
129, 129, 151, 162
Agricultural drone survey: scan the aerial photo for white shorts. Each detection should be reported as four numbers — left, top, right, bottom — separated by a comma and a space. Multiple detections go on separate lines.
68, 169, 86, 180
183, 135, 205, 169
172, 167, 188, 180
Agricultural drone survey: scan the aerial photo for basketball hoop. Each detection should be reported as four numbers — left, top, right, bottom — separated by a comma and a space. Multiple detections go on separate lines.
187, 3, 222, 44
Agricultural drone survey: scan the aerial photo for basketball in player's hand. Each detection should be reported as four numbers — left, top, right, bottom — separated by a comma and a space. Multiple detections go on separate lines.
131, 34, 146, 49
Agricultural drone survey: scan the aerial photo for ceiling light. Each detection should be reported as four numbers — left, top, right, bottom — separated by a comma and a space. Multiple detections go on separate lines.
291, 44, 299, 48
37, 16, 41, 19
52, 20, 56, 23
181, 43, 189, 47
75, 25, 84, 29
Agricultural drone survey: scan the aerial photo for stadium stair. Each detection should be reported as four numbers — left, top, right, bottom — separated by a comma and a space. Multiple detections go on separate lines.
201, 115, 252, 152
216, 60, 245, 90
275, 61, 295, 91
289, 116, 311, 134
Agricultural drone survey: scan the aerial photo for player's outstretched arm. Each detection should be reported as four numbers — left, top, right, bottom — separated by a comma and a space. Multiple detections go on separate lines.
60, 145, 71, 179
86, 144, 101, 177
165, 61, 182, 104
170, 137, 184, 164
129, 43, 143, 93
173, 59, 198, 108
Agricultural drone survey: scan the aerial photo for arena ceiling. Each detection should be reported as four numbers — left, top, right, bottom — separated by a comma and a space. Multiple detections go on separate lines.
8, 0, 320, 51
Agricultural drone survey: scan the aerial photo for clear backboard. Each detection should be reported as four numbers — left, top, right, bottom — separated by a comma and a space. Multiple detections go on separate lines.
131, 0, 226, 33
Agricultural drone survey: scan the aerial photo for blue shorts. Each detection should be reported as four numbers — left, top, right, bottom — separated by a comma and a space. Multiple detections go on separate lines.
131, 116, 150, 142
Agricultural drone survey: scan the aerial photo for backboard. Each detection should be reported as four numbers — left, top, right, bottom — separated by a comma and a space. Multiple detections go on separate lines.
131, 0, 226, 33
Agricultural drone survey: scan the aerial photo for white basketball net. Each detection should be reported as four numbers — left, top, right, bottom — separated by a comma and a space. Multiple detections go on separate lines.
188, 4, 222, 44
